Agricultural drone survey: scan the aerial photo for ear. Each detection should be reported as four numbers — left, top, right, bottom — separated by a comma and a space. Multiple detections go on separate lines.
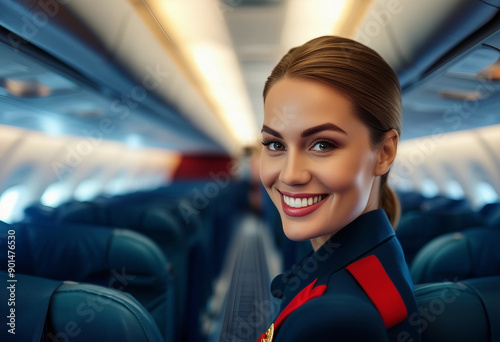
374, 129, 399, 176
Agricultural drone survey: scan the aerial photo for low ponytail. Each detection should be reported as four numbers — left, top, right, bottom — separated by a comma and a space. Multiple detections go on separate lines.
380, 174, 401, 229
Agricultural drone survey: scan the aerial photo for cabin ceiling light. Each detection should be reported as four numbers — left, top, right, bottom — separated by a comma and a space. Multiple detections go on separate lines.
142, 0, 258, 147
281, 0, 371, 51
0, 78, 52, 98
438, 90, 487, 102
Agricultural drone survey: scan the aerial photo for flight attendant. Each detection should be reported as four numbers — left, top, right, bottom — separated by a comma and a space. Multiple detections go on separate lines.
258, 36, 421, 341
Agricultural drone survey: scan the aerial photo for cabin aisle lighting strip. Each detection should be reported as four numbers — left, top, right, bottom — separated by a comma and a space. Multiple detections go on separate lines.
144, 0, 258, 147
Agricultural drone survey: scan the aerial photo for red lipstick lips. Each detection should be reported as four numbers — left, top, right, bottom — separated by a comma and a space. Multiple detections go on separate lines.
279, 191, 328, 217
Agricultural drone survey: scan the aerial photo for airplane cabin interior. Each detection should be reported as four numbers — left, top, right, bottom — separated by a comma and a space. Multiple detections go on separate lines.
1, 0, 500, 341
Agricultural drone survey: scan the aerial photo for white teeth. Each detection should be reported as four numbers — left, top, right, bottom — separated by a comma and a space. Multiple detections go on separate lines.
284, 194, 326, 208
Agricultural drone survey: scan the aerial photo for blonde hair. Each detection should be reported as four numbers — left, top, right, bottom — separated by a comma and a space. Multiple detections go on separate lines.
263, 36, 401, 227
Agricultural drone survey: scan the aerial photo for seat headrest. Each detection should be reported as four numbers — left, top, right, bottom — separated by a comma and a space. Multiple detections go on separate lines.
56, 201, 108, 225
0, 271, 163, 342
0, 271, 62, 341
9, 222, 170, 282
396, 211, 484, 265
55, 200, 186, 246
420, 196, 470, 213
414, 276, 500, 341
23, 202, 56, 222
488, 207, 500, 228
12, 222, 113, 282
480, 202, 500, 221
47, 282, 164, 342
411, 228, 500, 284
397, 191, 426, 213
2, 221, 173, 341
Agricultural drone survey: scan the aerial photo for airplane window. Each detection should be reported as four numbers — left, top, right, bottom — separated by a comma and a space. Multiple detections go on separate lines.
134, 177, 150, 190
135, 175, 162, 191
445, 180, 464, 199
40, 181, 71, 207
104, 175, 132, 196
129, 177, 151, 192
474, 181, 499, 207
150, 172, 167, 188
421, 178, 439, 198
73, 178, 102, 201
0, 184, 25, 223
125, 134, 143, 149
40, 117, 64, 136
392, 177, 413, 192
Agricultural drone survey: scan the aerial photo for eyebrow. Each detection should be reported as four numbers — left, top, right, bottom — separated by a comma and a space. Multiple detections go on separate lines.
301, 123, 347, 137
261, 125, 282, 138
261, 123, 347, 138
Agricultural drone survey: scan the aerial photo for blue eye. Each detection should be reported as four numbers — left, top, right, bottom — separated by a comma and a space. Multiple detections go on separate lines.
310, 140, 336, 152
262, 140, 286, 151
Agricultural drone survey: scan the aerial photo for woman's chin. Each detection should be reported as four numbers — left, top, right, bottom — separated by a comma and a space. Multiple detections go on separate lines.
282, 225, 314, 242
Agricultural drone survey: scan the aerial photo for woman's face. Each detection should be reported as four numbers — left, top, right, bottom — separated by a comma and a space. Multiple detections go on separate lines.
260, 77, 381, 250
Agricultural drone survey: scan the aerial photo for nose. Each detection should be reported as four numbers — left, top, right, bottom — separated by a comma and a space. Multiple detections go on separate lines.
279, 150, 311, 186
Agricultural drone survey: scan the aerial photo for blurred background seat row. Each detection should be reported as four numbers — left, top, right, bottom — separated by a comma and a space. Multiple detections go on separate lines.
2, 183, 500, 342
1, 180, 250, 342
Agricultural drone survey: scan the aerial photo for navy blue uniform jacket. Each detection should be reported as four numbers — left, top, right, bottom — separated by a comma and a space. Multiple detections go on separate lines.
264, 210, 421, 341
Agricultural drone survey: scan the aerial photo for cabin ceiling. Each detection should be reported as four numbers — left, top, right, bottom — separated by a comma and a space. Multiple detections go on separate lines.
0, 0, 499, 153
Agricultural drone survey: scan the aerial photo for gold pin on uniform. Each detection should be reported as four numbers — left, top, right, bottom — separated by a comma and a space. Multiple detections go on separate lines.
261, 323, 274, 342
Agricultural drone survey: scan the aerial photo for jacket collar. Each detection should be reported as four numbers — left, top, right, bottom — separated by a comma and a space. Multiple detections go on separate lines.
271, 209, 395, 301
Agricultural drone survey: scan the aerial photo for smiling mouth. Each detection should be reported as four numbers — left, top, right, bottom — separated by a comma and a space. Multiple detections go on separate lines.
283, 194, 328, 208
279, 191, 329, 217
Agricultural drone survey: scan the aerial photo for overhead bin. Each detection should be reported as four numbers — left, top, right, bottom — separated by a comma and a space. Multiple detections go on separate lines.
355, 0, 500, 139
360, 0, 500, 88
0, 0, 237, 154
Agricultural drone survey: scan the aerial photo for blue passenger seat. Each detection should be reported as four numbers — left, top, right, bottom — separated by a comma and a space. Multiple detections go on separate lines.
414, 277, 500, 341
484, 203, 500, 228
23, 181, 245, 341
396, 210, 484, 265
479, 202, 500, 221
0, 271, 164, 342
0, 221, 175, 341
419, 196, 470, 213
397, 191, 427, 214
397, 192, 471, 214
410, 228, 500, 284
51, 199, 205, 341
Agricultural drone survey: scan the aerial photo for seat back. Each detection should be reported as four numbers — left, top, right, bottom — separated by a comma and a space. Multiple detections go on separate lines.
52, 200, 193, 341
396, 210, 484, 265
411, 228, 500, 284
0, 272, 164, 342
420, 196, 470, 213
414, 276, 500, 341
488, 205, 500, 228
397, 191, 427, 214
0, 221, 174, 341
480, 202, 500, 222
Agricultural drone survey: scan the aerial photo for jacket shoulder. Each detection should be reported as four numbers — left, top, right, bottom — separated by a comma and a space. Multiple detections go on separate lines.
275, 294, 389, 342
